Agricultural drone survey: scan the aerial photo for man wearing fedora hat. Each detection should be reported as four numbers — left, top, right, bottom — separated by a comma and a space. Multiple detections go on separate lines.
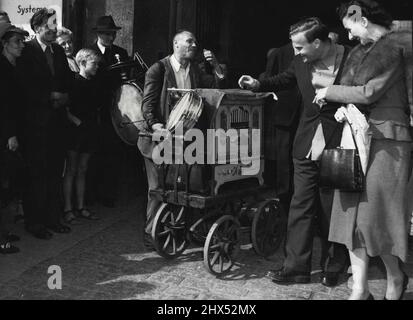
88, 15, 129, 208
91, 15, 128, 67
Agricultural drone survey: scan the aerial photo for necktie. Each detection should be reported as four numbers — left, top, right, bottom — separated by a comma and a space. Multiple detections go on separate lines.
44, 46, 55, 76
103, 47, 112, 65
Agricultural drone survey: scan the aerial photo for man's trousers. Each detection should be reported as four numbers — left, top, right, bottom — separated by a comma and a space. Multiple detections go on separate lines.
283, 158, 349, 273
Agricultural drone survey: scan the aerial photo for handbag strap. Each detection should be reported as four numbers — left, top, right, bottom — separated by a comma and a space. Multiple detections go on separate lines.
347, 124, 360, 156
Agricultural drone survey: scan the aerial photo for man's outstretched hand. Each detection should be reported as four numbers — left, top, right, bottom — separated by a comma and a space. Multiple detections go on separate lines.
238, 75, 260, 91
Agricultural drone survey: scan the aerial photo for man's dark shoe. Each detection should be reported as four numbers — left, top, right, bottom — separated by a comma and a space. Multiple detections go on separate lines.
0, 242, 20, 254
47, 224, 71, 234
6, 233, 20, 242
26, 225, 53, 240
267, 268, 311, 284
320, 272, 340, 287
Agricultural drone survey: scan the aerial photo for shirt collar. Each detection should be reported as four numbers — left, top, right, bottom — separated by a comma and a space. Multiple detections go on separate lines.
97, 41, 107, 55
323, 43, 338, 69
312, 43, 344, 74
36, 35, 54, 53
170, 54, 190, 74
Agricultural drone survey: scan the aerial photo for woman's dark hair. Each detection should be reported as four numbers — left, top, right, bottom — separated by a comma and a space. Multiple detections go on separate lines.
289, 17, 330, 43
337, 0, 393, 29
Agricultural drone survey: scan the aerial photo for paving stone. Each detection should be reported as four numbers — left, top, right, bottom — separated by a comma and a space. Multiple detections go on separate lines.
1, 195, 412, 300
310, 292, 333, 300
0, 285, 20, 299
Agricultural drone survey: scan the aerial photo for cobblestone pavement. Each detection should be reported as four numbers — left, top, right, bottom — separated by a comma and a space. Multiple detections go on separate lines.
1, 194, 412, 300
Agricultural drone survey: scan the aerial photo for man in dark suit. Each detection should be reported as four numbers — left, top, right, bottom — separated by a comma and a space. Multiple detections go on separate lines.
90, 15, 129, 80
0, 23, 28, 254
239, 17, 350, 287
88, 16, 129, 208
259, 43, 302, 213
16, 8, 72, 239
138, 30, 225, 250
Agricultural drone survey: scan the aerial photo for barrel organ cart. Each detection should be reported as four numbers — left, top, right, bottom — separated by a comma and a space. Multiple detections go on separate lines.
109, 56, 287, 276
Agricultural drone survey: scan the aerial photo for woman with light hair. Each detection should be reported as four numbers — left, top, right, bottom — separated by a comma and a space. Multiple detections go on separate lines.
56, 27, 79, 73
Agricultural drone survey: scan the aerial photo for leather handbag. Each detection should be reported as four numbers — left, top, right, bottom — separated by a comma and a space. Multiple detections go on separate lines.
319, 132, 364, 192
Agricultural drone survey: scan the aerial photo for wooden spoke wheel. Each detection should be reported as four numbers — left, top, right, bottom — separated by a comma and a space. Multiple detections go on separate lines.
152, 203, 189, 259
189, 210, 221, 246
251, 199, 287, 257
203, 215, 240, 276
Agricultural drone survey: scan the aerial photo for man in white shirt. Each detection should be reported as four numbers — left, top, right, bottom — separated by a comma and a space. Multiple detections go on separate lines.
138, 30, 225, 250
239, 17, 350, 287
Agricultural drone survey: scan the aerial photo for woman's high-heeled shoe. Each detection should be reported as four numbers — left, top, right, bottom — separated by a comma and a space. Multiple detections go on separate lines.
384, 272, 409, 300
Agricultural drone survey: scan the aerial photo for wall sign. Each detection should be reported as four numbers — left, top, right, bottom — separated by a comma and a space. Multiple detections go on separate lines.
0, 0, 62, 36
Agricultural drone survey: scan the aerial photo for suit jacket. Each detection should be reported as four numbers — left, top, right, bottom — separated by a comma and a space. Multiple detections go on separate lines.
259, 45, 350, 159
15, 38, 72, 129
90, 42, 129, 124
325, 31, 412, 142
259, 43, 302, 160
90, 42, 129, 90
258, 43, 302, 126
90, 42, 129, 69
0, 55, 19, 147
138, 55, 222, 158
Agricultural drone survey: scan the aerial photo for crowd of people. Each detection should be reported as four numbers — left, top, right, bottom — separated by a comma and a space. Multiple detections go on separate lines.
0, 10, 134, 254
0, 0, 412, 301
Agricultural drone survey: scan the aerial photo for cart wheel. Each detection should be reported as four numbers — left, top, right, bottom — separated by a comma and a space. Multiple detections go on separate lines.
189, 210, 220, 246
203, 215, 240, 276
252, 199, 287, 257
152, 203, 189, 259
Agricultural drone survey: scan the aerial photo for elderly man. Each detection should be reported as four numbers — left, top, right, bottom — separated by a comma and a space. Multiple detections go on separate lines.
239, 17, 350, 287
16, 8, 73, 239
138, 30, 225, 250
87, 15, 129, 208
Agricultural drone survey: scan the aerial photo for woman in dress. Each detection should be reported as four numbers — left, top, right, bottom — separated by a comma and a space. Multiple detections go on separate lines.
315, 0, 412, 300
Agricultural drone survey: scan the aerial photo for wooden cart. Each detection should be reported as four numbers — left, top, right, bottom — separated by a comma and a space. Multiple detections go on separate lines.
149, 89, 287, 276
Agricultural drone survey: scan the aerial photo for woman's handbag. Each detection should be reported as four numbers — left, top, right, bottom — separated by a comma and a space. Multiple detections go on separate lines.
319, 130, 364, 192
